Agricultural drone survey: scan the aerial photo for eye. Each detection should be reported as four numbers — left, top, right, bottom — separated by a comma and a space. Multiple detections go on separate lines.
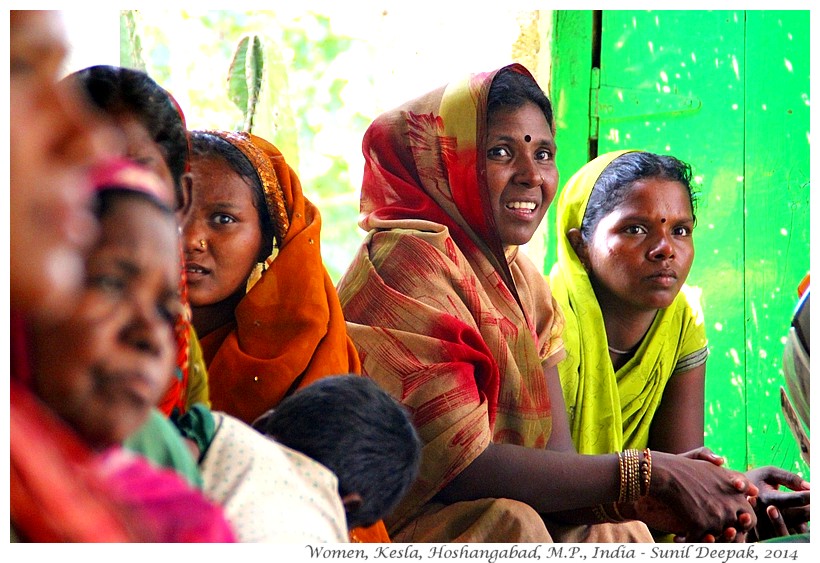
10, 56, 35, 77
624, 225, 647, 235
212, 213, 236, 225
88, 272, 126, 294
487, 146, 511, 160
672, 225, 693, 236
535, 148, 553, 161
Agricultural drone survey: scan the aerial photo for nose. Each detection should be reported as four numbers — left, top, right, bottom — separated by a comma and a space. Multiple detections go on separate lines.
649, 230, 675, 261
122, 293, 171, 358
182, 217, 207, 254
514, 154, 543, 189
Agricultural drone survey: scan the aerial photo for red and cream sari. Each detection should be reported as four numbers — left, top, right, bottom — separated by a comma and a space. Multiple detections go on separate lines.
337, 64, 570, 541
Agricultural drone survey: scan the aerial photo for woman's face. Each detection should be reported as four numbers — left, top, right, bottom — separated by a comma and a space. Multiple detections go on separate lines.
10, 10, 112, 322
581, 178, 695, 313
32, 195, 180, 450
484, 101, 558, 248
183, 155, 266, 308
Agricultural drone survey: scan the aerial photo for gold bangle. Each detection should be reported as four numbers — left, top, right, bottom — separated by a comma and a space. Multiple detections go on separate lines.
619, 449, 642, 503
640, 448, 652, 496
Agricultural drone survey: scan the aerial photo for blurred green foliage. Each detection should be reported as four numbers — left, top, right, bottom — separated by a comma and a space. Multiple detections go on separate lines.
126, 10, 366, 281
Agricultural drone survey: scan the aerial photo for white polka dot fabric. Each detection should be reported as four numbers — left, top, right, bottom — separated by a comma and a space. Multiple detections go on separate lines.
200, 412, 348, 543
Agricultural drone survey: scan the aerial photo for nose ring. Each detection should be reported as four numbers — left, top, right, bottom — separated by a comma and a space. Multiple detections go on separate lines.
199, 239, 207, 249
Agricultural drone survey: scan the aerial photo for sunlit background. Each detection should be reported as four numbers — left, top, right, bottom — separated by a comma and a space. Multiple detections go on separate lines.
60, 7, 545, 282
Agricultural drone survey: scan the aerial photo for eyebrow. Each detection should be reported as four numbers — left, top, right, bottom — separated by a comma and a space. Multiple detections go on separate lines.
492, 134, 556, 150
617, 212, 694, 223
207, 201, 245, 211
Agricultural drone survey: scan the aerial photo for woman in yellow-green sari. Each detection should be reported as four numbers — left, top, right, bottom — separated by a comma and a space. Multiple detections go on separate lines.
550, 150, 810, 540
550, 150, 708, 456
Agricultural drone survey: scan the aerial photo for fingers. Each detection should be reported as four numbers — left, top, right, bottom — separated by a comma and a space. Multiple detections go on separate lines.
682, 447, 725, 465
766, 505, 790, 538
761, 466, 811, 491
732, 475, 759, 497
761, 489, 811, 508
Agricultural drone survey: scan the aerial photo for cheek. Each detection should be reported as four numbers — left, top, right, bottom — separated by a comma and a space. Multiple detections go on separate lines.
484, 168, 507, 203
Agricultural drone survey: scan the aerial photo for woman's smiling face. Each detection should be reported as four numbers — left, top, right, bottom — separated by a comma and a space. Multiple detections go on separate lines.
484, 101, 558, 248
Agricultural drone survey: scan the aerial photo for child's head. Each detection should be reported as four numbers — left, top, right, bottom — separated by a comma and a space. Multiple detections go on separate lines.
252, 375, 422, 530
31, 160, 181, 450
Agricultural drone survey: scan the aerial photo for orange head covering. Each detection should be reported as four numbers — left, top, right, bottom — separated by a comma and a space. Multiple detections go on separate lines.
196, 131, 361, 424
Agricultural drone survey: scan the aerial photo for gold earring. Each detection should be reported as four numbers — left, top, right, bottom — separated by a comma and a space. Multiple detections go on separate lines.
199, 239, 207, 249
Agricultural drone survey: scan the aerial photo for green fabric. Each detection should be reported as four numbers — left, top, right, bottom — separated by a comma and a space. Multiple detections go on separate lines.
175, 402, 217, 464
124, 408, 203, 488
549, 151, 708, 455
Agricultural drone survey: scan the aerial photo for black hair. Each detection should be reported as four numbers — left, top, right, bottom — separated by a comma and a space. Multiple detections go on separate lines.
93, 187, 175, 222
252, 375, 422, 530
487, 66, 554, 133
190, 131, 276, 255
72, 65, 189, 209
580, 151, 698, 241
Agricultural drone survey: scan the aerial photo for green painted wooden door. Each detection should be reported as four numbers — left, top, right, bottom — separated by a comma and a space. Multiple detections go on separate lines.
548, 10, 809, 476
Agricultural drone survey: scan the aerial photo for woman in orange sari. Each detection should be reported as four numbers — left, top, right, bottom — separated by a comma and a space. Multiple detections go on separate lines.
336, 63, 759, 543
183, 130, 387, 542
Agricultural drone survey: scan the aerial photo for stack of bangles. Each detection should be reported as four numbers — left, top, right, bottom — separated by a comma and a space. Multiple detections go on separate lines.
593, 448, 652, 523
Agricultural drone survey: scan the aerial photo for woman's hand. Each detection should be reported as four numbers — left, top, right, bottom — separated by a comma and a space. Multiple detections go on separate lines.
629, 451, 758, 542
678, 446, 725, 466
744, 466, 810, 541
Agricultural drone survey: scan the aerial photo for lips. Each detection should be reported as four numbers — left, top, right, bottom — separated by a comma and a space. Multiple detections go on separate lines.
504, 200, 538, 218
185, 261, 211, 276
647, 269, 678, 287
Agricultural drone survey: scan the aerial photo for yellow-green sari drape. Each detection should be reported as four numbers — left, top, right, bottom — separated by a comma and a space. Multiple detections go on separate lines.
549, 151, 708, 455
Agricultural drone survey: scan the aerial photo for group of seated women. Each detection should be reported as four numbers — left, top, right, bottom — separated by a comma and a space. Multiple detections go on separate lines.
10, 10, 810, 544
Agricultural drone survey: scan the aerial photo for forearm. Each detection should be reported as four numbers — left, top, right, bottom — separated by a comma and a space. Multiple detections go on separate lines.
436, 442, 621, 514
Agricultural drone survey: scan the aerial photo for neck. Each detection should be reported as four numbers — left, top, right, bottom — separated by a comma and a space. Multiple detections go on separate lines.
191, 291, 244, 338
591, 285, 658, 354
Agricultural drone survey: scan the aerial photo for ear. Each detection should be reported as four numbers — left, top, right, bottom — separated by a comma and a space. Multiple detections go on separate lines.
175, 172, 194, 221
566, 228, 591, 271
341, 492, 363, 516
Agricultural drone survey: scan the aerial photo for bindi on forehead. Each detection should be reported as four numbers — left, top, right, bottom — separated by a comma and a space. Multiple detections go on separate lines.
661, 217, 666, 223
524, 135, 531, 143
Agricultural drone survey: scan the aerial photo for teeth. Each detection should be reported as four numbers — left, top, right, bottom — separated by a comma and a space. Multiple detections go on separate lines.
506, 201, 536, 210
187, 266, 206, 273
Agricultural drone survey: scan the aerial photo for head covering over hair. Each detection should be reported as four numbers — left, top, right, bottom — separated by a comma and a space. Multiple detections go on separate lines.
358, 65, 539, 298
337, 64, 566, 536
196, 131, 361, 425
549, 150, 708, 454
91, 156, 172, 205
